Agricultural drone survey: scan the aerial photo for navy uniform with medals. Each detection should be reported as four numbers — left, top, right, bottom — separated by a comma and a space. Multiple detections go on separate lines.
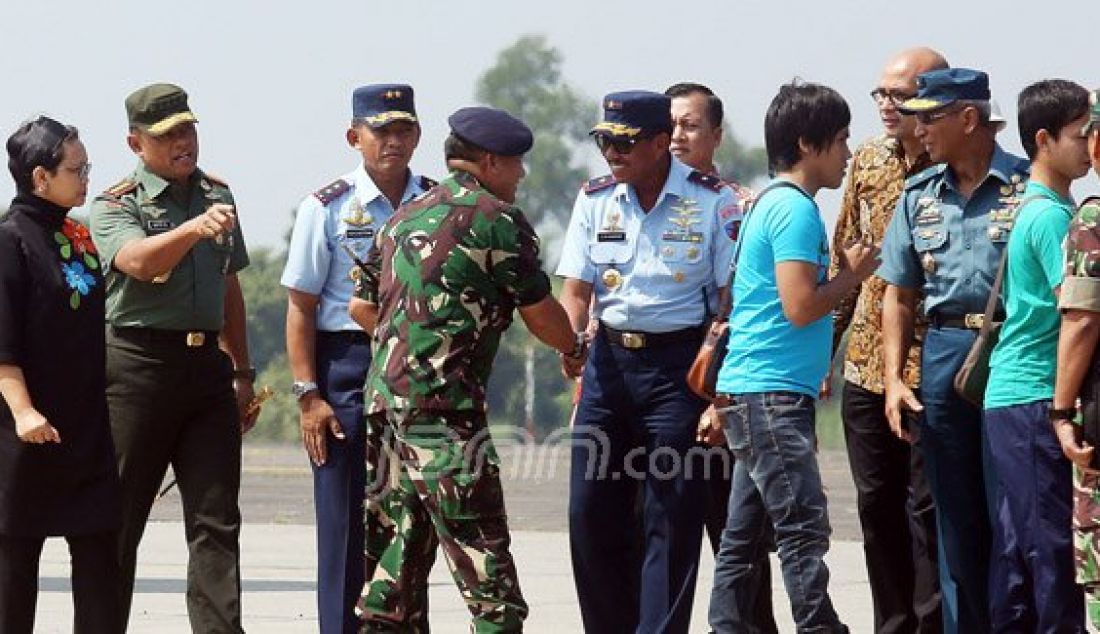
89, 84, 254, 632
280, 84, 435, 634
878, 69, 1029, 634
557, 91, 736, 633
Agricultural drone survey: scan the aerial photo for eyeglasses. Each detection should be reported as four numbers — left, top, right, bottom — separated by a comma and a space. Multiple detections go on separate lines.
869, 88, 916, 107
60, 162, 92, 181
595, 134, 648, 154
915, 107, 963, 126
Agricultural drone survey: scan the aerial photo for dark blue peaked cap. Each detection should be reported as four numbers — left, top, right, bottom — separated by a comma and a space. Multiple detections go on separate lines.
352, 84, 417, 127
591, 90, 673, 139
899, 68, 991, 114
447, 106, 533, 156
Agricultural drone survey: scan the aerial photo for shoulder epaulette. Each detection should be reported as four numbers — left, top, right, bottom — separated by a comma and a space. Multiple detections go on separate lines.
313, 178, 352, 206
687, 170, 723, 193
203, 172, 229, 188
418, 175, 438, 190
583, 174, 616, 195
904, 164, 946, 189
1013, 158, 1031, 178
101, 178, 138, 199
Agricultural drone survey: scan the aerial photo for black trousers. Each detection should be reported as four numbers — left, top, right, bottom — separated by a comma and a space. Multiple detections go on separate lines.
106, 330, 243, 633
842, 381, 941, 634
0, 531, 122, 633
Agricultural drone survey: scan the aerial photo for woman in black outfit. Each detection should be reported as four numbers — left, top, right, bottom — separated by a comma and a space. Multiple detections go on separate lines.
0, 116, 122, 633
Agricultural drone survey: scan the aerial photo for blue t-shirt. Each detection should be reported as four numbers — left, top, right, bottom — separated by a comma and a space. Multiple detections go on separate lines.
717, 182, 832, 398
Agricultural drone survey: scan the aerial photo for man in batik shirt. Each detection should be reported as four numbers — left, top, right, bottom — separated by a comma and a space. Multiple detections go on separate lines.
829, 47, 946, 633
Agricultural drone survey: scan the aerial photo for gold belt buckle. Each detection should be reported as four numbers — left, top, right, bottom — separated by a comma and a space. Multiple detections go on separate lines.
621, 332, 645, 349
964, 314, 984, 329
185, 332, 205, 347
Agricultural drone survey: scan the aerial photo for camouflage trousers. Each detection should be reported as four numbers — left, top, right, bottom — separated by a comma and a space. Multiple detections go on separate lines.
359, 410, 527, 633
1074, 466, 1100, 628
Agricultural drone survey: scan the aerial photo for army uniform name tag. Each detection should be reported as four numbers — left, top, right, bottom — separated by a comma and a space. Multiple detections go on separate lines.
597, 231, 626, 242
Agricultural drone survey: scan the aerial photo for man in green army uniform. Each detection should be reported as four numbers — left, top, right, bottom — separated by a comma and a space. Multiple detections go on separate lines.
1052, 88, 1100, 629
348, 106, 586, 632
89, 83, 258, 633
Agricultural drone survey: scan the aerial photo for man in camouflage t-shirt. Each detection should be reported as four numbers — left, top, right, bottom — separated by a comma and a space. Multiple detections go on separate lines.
1052, 89, 1100, 628
349, 107, 585, 632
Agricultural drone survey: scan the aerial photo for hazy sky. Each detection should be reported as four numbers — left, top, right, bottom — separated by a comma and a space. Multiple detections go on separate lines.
1, 0, 1096, 249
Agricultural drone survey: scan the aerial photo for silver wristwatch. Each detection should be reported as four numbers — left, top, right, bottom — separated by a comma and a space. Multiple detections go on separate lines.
291, 380, 319, 400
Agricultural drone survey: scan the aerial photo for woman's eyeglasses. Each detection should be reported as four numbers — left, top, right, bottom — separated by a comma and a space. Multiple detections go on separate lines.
61, 163, 92, 181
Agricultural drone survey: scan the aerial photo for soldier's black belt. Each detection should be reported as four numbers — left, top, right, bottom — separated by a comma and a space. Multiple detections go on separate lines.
929, 313, 1000, 330
600, 324, 704, 350
317, 330, 370, 344
109, 326, 219, 348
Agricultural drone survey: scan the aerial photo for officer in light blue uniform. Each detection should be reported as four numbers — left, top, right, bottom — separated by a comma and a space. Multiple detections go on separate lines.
280, 83, 435, 634
557, 90, 737, 634
878, 68, 1029, 634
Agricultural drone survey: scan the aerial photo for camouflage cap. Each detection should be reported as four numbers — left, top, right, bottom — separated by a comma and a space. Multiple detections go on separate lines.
126, 83, 197, 136
1083, 89, 1100, 136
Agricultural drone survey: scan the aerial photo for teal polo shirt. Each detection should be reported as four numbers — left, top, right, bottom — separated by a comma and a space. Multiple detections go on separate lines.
985, 181, 1074, 409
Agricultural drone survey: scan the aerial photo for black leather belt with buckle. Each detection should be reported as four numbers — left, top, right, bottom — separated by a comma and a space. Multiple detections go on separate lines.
930, 313, 995, 330
600, 324, 704, 349
110, 326, 218, 348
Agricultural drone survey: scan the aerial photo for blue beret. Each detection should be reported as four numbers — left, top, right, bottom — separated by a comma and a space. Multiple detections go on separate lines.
447, 106, 533, 156
591, 90, 672, 139
899, 68, 991, 114
353, 84, 417, 127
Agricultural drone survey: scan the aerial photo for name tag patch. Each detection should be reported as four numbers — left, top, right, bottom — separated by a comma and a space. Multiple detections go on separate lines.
345, 228, 375, 239
597, 231, 626, 242
147, 219, 174, 232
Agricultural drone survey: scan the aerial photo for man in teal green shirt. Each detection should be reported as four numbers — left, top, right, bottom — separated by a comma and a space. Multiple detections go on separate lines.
984, 79, 1092, 630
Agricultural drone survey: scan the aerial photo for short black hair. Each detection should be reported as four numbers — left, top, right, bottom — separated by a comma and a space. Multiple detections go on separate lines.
665, 82, 724, 128
1017, 79, 1089, 160
765, 80, 850, 173
443, 133, 487, 163
6, 116, 79, 194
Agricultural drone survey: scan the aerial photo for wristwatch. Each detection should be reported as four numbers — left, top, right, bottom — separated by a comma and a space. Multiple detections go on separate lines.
1049, 406, 1078, 423
233, 367, 257, 382
291, 380, 319, 400
564, 332, 587, 360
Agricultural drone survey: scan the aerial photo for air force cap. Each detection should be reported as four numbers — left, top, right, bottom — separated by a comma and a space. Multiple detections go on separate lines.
353, 84, 418, 128
591, 91, 673, 139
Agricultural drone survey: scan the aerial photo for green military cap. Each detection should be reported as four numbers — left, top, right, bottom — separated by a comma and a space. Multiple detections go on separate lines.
1083, 89, 1100, 136
125, 83, 198, 136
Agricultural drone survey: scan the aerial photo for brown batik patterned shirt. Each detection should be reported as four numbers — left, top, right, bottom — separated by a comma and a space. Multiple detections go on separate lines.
831, 134, 932, 394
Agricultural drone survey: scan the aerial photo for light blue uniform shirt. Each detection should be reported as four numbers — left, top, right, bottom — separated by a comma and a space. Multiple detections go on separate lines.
281, 165, 430, 331
878, 144, 1030, 317
556, 158, 738, 332
717, 182, 831, 398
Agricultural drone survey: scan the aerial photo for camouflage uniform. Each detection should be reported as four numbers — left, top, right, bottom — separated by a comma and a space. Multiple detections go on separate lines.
356, 170, 551, 633
1061, 196, 1100, 627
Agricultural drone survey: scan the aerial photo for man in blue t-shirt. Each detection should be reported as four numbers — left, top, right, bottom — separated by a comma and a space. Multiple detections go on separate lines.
983, 79, 1091, 631
707, 81, 879, 634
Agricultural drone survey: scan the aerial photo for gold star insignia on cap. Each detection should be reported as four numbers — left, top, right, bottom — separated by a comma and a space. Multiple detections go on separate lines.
385, 90, 402, 99
605, 100, 622, 110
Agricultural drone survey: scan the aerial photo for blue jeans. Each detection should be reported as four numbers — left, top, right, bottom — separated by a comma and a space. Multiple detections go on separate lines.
709, 392, 847, 633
